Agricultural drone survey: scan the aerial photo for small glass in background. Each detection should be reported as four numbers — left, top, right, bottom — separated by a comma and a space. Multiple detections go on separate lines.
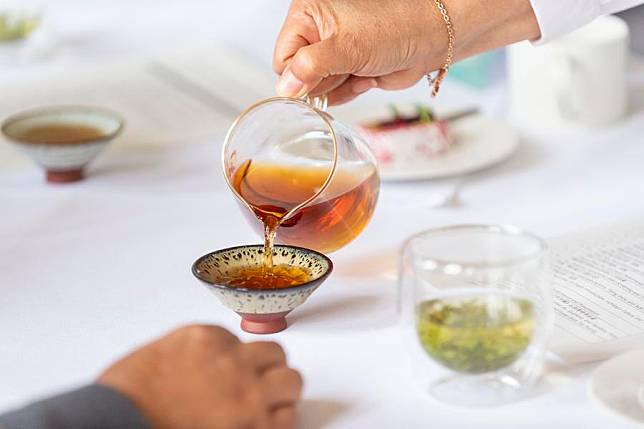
0, 0, 42, 42
399, 225, 553, 407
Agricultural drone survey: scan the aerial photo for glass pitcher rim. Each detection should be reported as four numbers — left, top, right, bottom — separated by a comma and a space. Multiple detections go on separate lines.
222, 96, 339, 223
401, 224, 549, 271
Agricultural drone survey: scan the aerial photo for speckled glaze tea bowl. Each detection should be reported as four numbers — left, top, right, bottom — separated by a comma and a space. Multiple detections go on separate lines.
192, 245, 333, 335
1, 106, 124, 183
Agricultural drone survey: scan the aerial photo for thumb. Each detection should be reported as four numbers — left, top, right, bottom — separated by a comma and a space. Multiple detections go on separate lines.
276, 38, 354, 98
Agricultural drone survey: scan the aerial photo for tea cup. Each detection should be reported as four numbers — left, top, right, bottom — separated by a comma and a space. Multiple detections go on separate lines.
192, 244, 333, 334
1, 105, 124, 183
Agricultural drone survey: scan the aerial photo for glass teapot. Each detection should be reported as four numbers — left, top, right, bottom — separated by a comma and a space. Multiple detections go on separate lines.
222, 96, 380, 254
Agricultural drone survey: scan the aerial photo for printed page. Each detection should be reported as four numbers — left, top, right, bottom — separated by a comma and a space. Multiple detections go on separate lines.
550, 221, 644, 363
0, 39, 275, 155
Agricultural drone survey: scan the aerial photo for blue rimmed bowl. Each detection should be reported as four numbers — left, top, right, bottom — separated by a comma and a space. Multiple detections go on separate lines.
192, 245, 333, 334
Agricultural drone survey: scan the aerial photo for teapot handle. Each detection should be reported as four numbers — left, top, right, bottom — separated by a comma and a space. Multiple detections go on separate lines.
304, 95, 328, 112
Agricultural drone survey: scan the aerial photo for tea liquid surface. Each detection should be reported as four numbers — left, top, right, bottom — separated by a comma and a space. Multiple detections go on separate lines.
17, 124, 106, 144
221, 265, 312, 290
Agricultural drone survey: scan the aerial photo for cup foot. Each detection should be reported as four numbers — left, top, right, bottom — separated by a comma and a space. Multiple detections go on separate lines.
427, 373, 539, 407
46, 169, 84, 183
238, 312, 291, 334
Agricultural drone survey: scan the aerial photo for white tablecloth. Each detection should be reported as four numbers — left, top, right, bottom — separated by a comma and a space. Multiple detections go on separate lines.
2, 1, 644, 428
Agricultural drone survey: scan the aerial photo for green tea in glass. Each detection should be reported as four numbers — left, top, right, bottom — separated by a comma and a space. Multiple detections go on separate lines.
0, 5, 41, 42
400, 225, 552, 407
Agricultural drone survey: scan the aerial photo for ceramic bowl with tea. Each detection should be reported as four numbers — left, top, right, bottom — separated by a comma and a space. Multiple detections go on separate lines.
192, 245, 333, 334
1, 106, 124, 183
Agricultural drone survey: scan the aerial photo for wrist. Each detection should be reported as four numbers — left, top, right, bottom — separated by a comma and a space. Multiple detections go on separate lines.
418, 0, 450, 73
450, 0, 540, 60
421, 0, 540, 72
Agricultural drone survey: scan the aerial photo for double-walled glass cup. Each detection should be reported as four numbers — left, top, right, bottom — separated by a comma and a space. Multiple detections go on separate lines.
223, 97, 380, 254
400, 225, 553, 406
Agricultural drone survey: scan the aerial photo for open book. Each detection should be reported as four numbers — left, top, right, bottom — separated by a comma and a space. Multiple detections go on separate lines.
550, 221, 644, 363
0, 40, 276, 148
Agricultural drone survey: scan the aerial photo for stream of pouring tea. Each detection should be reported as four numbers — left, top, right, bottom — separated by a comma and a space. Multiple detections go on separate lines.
263, 217, 278, 270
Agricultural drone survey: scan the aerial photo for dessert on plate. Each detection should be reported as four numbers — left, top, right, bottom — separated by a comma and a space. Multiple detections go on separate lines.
358, 105, 450, 168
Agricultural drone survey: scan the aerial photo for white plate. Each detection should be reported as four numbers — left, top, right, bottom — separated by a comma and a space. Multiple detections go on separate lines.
378, 114, 519, 182
589, 349, 644, 426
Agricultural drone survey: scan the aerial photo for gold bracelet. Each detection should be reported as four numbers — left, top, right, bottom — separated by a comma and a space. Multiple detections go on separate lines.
426, 0, 455, 97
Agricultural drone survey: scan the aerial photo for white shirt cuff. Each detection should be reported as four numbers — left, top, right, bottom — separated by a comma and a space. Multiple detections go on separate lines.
529, 0, 602, 44
600, 0, 644, 14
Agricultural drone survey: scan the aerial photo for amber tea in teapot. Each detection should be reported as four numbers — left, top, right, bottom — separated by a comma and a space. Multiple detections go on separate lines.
232, 159, 379, 254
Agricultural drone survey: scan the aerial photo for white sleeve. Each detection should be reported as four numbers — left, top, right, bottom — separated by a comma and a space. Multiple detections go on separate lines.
529, 0, 644, 44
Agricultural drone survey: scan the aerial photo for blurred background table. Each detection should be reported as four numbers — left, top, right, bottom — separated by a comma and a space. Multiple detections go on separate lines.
1, 1, 644, 428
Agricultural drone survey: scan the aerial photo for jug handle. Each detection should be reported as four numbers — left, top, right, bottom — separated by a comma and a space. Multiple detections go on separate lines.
304, 95, 328, 112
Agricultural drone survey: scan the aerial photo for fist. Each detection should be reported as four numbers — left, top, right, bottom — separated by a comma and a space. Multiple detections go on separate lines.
273, 0, 445, 105
98, 325, 303, 429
